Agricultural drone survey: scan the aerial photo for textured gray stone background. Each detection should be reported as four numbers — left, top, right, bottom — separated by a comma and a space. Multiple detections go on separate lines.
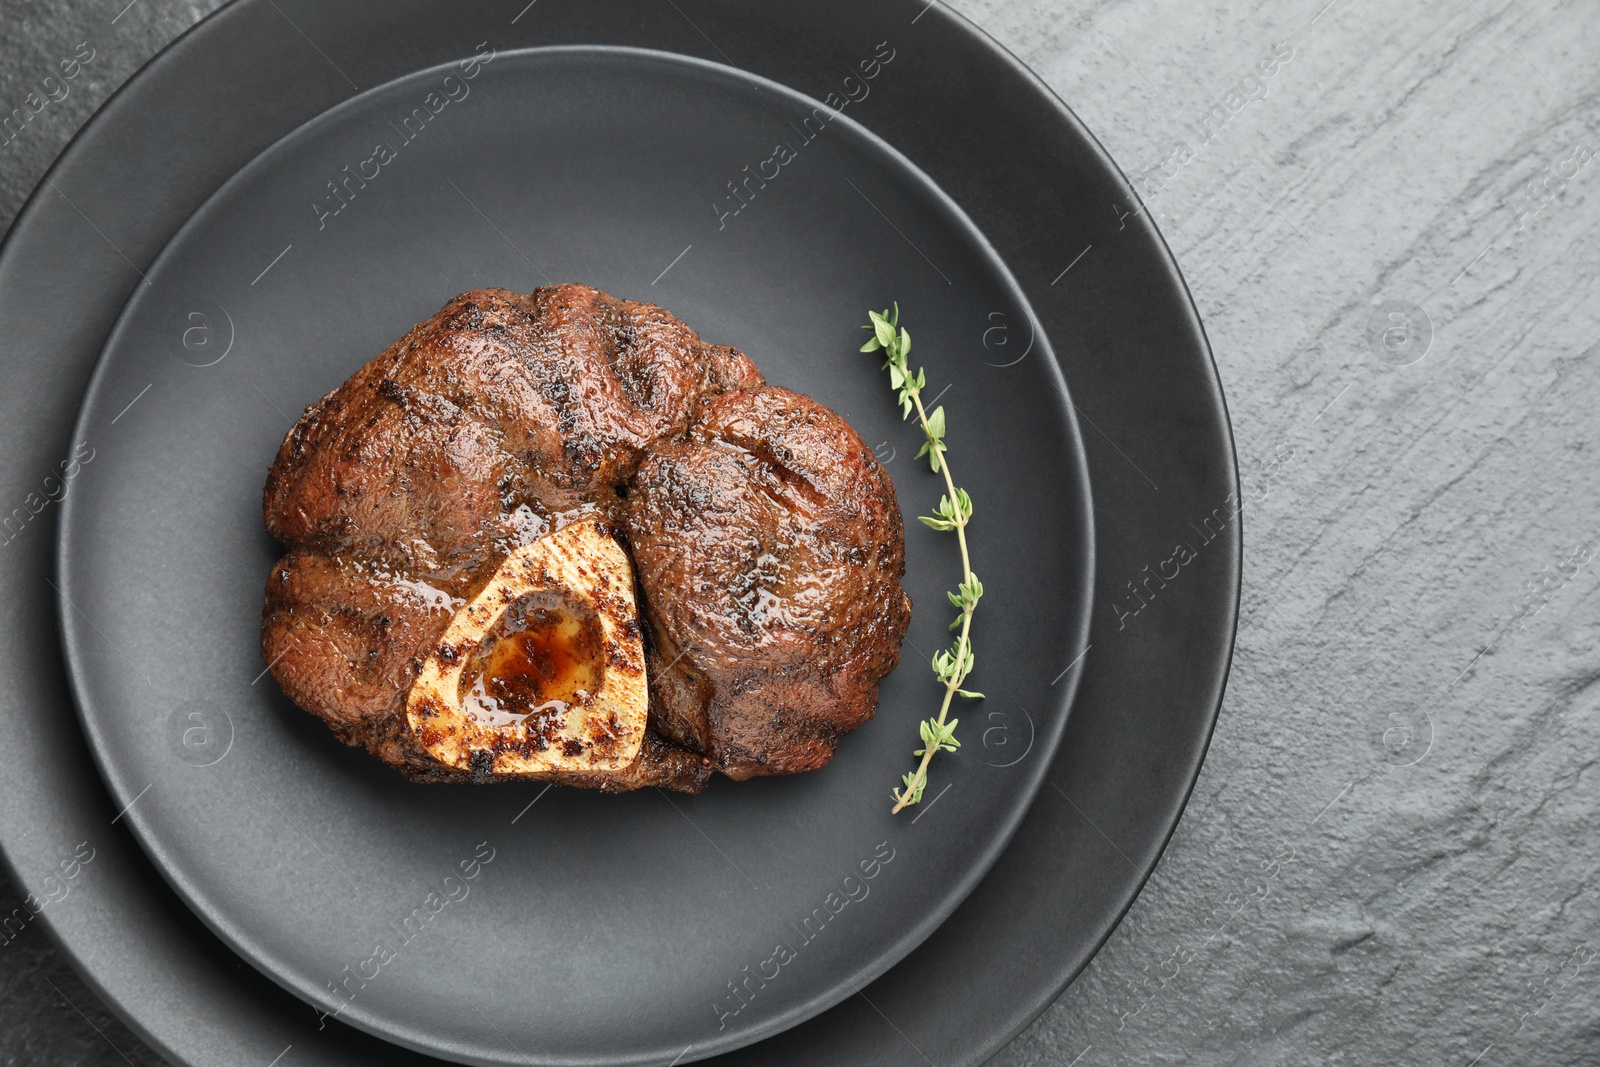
3, 0, 1597, 1064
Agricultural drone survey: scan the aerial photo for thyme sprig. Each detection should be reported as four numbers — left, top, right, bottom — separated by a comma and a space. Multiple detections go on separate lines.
861, 305, 984, 814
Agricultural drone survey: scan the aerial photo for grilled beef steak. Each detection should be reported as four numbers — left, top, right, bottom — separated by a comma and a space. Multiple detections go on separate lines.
262, 284, 909, 792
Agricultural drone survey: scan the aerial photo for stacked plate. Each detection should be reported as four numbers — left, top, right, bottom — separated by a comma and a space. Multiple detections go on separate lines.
0, 3, 1237, 1065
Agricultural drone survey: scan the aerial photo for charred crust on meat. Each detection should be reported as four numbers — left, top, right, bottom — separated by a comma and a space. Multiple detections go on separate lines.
260, 285, 904, 794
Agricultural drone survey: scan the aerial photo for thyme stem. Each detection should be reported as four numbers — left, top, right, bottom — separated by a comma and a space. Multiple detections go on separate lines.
860, 305, 983, 814
890, 389, 974, 814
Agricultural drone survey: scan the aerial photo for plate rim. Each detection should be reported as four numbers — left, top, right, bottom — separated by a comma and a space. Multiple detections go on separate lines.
936, 3, 1242, 1042
52, 41, 1096, 1067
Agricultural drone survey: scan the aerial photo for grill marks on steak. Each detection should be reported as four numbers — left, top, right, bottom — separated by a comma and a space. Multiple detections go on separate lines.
626, 388, 912, 778
265, 286, 760, 559
262, 284, 906, 792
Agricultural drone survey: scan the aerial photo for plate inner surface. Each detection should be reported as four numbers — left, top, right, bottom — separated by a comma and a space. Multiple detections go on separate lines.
58, 46, 1093, 1067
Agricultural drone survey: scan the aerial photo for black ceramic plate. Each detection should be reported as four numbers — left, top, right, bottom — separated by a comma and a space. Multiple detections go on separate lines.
56, 44, 1092, 1067
0, 3, 1236, 1066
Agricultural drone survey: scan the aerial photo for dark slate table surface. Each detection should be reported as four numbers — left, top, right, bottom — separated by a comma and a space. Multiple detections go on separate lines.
5, 0, 1599, 1064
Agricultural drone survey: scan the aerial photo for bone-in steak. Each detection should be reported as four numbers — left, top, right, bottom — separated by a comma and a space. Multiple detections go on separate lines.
262, 284, 908, 792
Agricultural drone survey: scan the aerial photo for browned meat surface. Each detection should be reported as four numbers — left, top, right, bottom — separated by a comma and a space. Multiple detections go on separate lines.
626, 387, 912, 778
262, 284, 906, 792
